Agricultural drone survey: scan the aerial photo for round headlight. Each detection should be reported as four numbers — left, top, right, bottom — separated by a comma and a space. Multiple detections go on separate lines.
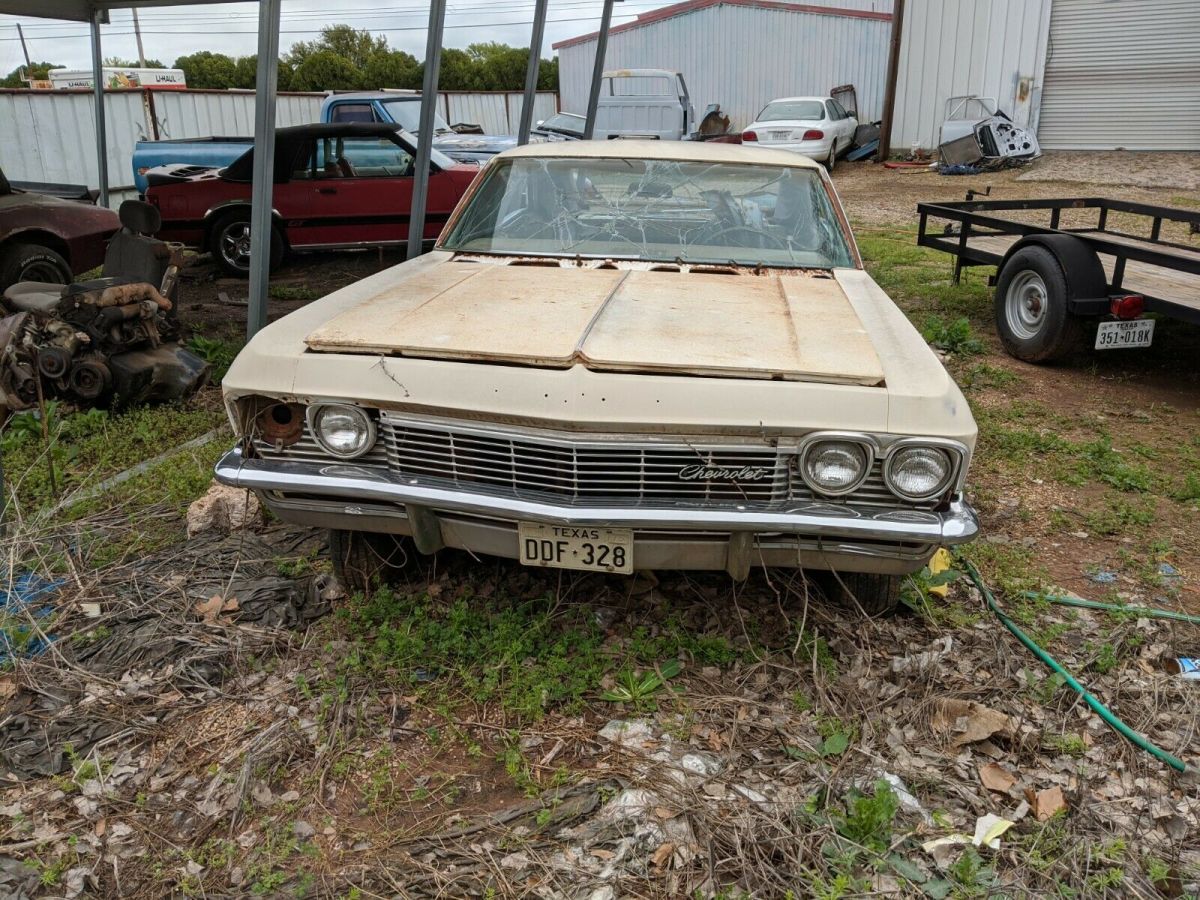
886, 446, 953, 500
801, 440, 869, 496
310, 404, 376, 459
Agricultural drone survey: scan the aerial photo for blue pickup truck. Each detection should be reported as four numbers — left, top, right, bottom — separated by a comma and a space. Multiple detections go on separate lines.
132, 91, 517, 194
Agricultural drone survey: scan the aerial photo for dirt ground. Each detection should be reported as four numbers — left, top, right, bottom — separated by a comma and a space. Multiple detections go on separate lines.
3, 149, 1200, 898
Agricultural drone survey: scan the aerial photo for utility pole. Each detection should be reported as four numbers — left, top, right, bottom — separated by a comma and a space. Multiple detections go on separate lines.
132, 9, 146, 67
517, 0, 549, 145
407, 0, 447, 261
583, 0, 617, 140
876, 0, 905, 161
16, 23, 31, 68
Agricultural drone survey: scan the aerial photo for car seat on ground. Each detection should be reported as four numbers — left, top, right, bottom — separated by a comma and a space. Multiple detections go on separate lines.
2, 200, 173, 313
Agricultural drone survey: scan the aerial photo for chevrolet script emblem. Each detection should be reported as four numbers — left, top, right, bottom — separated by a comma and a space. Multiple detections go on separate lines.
678, 464, 770, 482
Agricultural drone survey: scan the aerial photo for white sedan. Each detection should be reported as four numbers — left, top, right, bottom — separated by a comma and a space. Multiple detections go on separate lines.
742, 96, 858, 170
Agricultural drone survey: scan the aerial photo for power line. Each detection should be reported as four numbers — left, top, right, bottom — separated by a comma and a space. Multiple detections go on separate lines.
1, 11, 642, 42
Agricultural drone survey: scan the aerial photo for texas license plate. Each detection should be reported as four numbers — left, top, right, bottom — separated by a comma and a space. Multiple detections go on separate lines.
517, 523, 633, 574
770, 130, 791, 140
1095, 318, 1154, 349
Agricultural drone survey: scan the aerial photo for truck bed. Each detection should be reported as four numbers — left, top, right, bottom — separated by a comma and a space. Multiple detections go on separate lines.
917, 198, 1200, 324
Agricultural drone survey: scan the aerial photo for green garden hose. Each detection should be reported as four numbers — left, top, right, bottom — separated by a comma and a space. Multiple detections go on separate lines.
962, 560, 1190, 774
1021, 591, 1200, 626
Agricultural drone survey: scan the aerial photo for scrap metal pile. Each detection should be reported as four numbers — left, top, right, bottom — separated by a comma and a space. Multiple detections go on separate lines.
937, 95, 1041, 174
0, 280, 208, 417
0, 202, 209, 419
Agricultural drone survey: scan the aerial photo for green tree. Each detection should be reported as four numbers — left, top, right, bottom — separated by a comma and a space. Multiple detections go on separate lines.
291, 50, 360, 92
435, 48, 477, 91
465, 42, 528, 91
174, 51, 238, 89
537, 57, 558, 92
287, 25, 387, 72
103, 56, 165, 68
362, 49, 420, 90
232, 56, 295, 91
0, 61, 61, 88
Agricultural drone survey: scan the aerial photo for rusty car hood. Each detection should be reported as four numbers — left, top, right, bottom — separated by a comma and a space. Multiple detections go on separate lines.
304, 261, 885, 387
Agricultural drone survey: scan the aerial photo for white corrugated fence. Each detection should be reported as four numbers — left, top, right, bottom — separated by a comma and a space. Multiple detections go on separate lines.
0, 88, 558, 201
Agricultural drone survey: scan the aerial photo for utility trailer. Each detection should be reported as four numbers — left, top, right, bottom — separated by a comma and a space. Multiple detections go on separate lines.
916, 198, 1200, 362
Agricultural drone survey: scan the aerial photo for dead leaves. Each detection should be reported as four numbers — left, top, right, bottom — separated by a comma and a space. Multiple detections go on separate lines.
978, 763, 1016, 794
1026, 785, 1068, 821
193, 594, 239, 625
931, 699, 1015, 748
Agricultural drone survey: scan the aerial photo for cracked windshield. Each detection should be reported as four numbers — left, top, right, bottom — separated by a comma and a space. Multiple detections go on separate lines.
441, 156, 855, 268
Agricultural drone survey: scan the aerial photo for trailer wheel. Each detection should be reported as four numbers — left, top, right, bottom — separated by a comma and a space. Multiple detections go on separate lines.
993, 245, 1085, 363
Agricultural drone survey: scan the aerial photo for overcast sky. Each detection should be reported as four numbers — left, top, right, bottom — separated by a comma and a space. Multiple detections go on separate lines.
0, 0, 661, 73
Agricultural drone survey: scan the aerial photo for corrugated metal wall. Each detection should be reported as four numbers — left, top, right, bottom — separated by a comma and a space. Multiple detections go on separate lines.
440, 92, 558, 133
1038, 0, 1200, 150
0, 90, 146, 194
0, 88, 559, 200
889, 0, 1051, 153
152, 91, 320, 139
557, 3, 892, 130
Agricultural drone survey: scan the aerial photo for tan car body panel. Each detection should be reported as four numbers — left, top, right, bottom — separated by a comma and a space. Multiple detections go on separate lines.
222, 251, 975, 449
305, 263, 884, 387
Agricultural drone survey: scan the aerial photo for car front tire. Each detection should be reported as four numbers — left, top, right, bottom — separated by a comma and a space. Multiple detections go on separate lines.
329, 530, 416, 595
828, 571, 901, 616
0, 242, 72, 290
210, 211, 284, 279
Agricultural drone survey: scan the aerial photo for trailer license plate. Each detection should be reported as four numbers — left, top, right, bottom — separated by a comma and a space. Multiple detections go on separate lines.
518, 524, 633, 574
1095, 318, 1154, 349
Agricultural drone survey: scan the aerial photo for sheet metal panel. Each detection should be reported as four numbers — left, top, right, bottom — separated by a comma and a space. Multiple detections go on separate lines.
558, 3, 890, 130
444, 92, 558, 133
889, 0, 1051, 153
0, 90, 144, 193
1038, 0, 1200, 150
0, 89, 556, 205
152, 90, 322, 138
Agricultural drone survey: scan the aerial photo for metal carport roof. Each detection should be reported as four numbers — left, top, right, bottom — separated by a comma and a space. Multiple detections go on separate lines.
0, 0, 620, 338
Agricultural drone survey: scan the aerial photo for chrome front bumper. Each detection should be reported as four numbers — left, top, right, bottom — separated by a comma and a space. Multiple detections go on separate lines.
215, 447, 979, 563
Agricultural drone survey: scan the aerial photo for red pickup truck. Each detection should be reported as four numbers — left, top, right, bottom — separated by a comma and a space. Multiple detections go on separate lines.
145, 122, 479, 277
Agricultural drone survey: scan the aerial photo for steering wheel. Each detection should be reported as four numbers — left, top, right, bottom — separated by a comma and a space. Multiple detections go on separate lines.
692, 225, 788, 251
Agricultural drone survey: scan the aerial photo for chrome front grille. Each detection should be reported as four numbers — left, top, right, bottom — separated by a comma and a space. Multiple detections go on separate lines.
381, 417, 788, 506
253, 429, 391, 468
255, 416, 929, 511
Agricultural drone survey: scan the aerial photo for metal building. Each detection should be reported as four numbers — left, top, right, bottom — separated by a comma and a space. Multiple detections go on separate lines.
892, 0, 1200, 152
554, 0, 895, 132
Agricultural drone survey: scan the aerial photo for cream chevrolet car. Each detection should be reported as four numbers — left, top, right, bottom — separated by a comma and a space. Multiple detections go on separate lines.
216, 141, 978, 612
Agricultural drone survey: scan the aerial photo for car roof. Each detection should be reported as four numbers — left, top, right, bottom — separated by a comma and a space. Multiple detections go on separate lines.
323, 90, 419, 102
274, 122, 409, 141
764, 96, 831, 104
499, 139, 821, 168
222, 123, 427, 182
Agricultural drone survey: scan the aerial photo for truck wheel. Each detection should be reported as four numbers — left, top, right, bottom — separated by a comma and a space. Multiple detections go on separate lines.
0, 243, 72, 290
993, 246, 1085, 363
210, 212, 284, 278
328, 530, 415, 595
829, 571, 901, 616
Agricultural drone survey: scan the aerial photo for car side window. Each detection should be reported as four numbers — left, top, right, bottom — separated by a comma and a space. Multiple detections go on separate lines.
329, 103, 378, 124
832, 99, 849, 119
290, 141, 320, 180
336, 137, 415, 178
826, 100, 841, 120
